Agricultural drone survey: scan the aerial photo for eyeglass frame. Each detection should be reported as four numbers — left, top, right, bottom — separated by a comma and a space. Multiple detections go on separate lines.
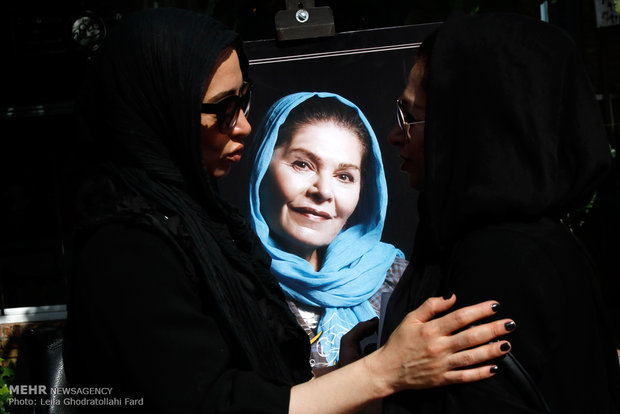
396, 98, 425, 142
201, 80, 253, 134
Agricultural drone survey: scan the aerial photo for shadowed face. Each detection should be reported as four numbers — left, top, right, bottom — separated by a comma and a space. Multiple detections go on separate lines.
201, 49, 251, 177
261, 121, 363, 265
388, 58, 427, 189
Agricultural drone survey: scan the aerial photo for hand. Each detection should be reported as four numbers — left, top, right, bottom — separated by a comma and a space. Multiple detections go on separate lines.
368, 295, 515, 393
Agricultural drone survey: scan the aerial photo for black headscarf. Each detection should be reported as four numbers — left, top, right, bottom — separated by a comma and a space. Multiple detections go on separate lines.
419, 13, 611, 259
73, 8, 310, 384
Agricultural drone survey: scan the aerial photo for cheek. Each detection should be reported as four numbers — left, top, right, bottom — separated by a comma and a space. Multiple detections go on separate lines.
201, 115, 218, 145
270, 165, 311, 203
336, 184, 361, 220
404, 137, 424, 163
202, 129, 228, 153
202, 128, 231, 172
261, 166, 304, 223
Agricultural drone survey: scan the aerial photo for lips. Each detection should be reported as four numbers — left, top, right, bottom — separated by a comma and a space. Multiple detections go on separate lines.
290, 205, 333, 220
400, 158, 411, 171
399, 154, 411, 171
225, 146, 244, 162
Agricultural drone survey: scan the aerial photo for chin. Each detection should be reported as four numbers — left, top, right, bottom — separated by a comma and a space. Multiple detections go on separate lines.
280, 229, 332, 254
407, 173, 424, 190
209, 165, 231, 178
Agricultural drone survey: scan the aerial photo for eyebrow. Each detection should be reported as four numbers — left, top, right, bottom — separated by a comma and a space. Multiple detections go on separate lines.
400, 97, 425, 120
287, 148, 361, 171
205, 84, 242, 104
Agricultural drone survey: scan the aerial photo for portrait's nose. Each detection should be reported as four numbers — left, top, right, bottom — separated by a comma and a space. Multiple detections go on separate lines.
387, 124, 406, 147
308, 172, 333, 202
231, 110, 251, 139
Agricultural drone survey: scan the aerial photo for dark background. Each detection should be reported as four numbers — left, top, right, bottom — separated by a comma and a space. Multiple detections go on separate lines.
0, 0, 618, 343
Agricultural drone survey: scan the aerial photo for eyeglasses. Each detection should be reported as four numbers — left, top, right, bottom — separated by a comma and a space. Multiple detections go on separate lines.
201, 80, 253, 134
396, 98, 425, 141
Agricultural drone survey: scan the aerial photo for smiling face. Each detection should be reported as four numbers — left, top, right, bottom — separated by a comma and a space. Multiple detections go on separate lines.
201, 48, 251, 177
261, 122, 364, 268
388, 58, 427, 189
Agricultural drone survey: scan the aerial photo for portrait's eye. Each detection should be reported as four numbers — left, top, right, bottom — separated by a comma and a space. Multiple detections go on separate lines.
336, 172, 355, 183
291, 160, 313, 171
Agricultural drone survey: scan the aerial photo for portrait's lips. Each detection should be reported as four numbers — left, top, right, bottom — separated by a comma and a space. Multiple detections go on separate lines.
290, 205, 332, 220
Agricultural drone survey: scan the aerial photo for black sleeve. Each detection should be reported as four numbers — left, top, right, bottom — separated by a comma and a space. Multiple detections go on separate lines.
437, 228, 561, 413
436, 225, 617, 413
384, 223, 620, 414
69, 223, 291, 413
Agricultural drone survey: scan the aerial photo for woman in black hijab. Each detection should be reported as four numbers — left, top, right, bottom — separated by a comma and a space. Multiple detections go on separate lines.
67, 8, 519, 413
383, 13, 620, 413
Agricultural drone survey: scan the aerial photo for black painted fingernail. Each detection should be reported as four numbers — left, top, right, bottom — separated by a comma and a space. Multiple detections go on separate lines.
491, 303, 501, 313
500, 342, 511, 352
490, 365, 499, 374
443, 293, 454, 300
505, 321, 516, 331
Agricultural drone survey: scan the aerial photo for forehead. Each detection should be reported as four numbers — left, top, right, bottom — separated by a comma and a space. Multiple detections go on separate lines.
402, 59, 427, 108
203, 49, 243, 100
287, 122, 364, 166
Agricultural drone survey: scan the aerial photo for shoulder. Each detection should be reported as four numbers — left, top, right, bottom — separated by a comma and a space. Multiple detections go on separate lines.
445, 219, 588, 308
369, 256, 409, 313
74, 221, 198, 299
451, 219, 568, 264
450, 219, 585, 270
386, 256, 408, 287
77, 221, 187, 268
378, 256, 409, 293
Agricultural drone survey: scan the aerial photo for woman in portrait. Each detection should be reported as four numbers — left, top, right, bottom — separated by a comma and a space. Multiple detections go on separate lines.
248, 93, 408, 371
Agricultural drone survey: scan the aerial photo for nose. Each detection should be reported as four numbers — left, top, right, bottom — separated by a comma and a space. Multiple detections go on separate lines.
231, 110, 251, 139
387, 125, 406, 147
308, 171, 333, 202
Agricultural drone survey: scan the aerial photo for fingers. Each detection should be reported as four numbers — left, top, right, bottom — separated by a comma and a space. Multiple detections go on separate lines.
448, 318, 516, 353
443, 340, 512, 384
432, 299, 501, 335
443, 364, 500, 384
447, 340, 512, 370
407, 295, 457, 324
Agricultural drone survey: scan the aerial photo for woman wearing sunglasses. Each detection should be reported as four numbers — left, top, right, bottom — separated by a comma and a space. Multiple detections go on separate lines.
68, 8, 515, 413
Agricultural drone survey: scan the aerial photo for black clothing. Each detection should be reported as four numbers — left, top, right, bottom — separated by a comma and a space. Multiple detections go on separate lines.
576, 157, 620, 347
384, 218, 620, 413
71, 220, 299, 412
382, 13, 620, 414
66, 8, 311, 413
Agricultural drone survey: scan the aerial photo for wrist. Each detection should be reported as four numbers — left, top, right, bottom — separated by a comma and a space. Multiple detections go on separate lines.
361, 347, 396, 399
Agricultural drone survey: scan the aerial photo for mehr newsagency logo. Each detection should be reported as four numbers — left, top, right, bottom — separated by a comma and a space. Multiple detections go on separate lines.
8, 385, 143, 407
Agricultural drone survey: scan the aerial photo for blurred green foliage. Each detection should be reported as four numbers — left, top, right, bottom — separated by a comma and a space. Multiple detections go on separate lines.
0, 358, 15, 414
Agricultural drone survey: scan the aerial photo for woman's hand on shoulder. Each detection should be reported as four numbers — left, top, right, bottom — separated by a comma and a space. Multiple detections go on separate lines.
289, 295, 514, 413
367, 294, 515, 393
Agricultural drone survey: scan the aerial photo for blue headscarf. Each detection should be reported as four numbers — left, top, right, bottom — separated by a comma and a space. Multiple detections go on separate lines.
249, 92, 403, 365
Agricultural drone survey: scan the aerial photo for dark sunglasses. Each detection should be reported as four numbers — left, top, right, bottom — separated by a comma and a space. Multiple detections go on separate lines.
201, 80, 253, 134
396, 98, 425, 142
